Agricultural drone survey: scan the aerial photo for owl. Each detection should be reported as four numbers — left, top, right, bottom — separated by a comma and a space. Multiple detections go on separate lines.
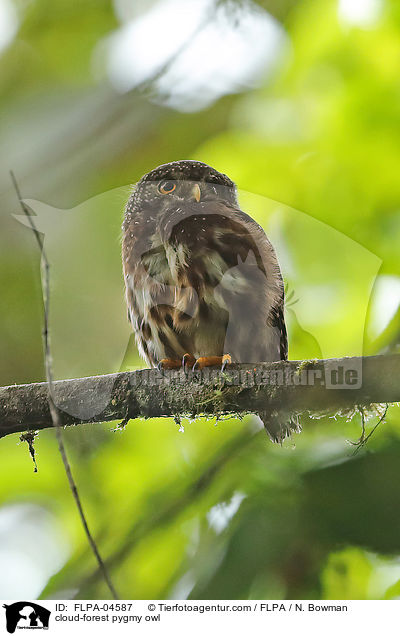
122, 160, 299, 441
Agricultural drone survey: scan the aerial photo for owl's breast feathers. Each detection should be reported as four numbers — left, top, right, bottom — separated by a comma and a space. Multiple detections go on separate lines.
122, 195, 287, 366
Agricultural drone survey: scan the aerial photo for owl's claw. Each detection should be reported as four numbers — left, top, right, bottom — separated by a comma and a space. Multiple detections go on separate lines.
182, 353, 196, 371
193, 354, 232, 371
221, 354, 232, 372
156, 360, 164, 373
157, 358, 181, 371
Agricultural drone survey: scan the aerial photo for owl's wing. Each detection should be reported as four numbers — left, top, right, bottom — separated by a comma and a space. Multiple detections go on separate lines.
167, 204, 286, 362
233, 208, 288, 361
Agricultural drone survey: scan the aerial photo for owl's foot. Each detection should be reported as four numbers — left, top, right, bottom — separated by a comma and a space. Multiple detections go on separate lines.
193, 354, 232, 371
182, 353, 196, 370
157, 354, 232, 372
157, 358, 182, 371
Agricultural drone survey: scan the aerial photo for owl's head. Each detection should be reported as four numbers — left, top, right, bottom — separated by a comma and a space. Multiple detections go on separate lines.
126, 160, 238, 217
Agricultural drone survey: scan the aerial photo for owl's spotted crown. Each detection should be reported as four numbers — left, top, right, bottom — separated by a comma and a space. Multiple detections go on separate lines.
139, 160, 235, 188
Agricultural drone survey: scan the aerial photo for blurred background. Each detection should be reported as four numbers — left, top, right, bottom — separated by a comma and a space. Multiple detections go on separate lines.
0, 0, 400, 600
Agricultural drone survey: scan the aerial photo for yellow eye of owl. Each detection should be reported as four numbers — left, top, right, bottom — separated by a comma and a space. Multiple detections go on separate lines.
158, 180, 176, 194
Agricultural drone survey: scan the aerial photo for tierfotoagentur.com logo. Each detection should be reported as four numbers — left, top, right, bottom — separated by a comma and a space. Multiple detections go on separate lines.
2, 603, 50, 634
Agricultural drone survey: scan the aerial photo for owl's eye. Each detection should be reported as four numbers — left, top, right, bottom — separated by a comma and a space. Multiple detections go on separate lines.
158, 180, 176, 195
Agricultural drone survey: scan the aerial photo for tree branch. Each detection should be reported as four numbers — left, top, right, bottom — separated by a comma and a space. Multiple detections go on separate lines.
1, 355, 399, 439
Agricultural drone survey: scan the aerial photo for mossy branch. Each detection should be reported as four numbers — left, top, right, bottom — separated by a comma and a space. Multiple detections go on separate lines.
1, 354, 399, 439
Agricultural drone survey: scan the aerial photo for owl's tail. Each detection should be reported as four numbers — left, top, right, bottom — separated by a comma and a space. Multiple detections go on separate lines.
259, 410, 301, 443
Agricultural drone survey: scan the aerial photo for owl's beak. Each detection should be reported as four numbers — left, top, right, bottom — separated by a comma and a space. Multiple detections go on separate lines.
191, 183, 201, 203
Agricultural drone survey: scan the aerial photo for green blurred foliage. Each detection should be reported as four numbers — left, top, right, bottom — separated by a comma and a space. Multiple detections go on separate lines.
0, 0, 399, 600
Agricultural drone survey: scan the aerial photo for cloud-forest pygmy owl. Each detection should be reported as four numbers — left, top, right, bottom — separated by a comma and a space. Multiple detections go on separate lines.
122, 160, 299, 441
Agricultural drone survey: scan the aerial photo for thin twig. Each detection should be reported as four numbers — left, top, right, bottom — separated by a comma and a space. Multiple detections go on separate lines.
352, 405, 389, 455
348, 406, 366, 447
10, 171, 118, 600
